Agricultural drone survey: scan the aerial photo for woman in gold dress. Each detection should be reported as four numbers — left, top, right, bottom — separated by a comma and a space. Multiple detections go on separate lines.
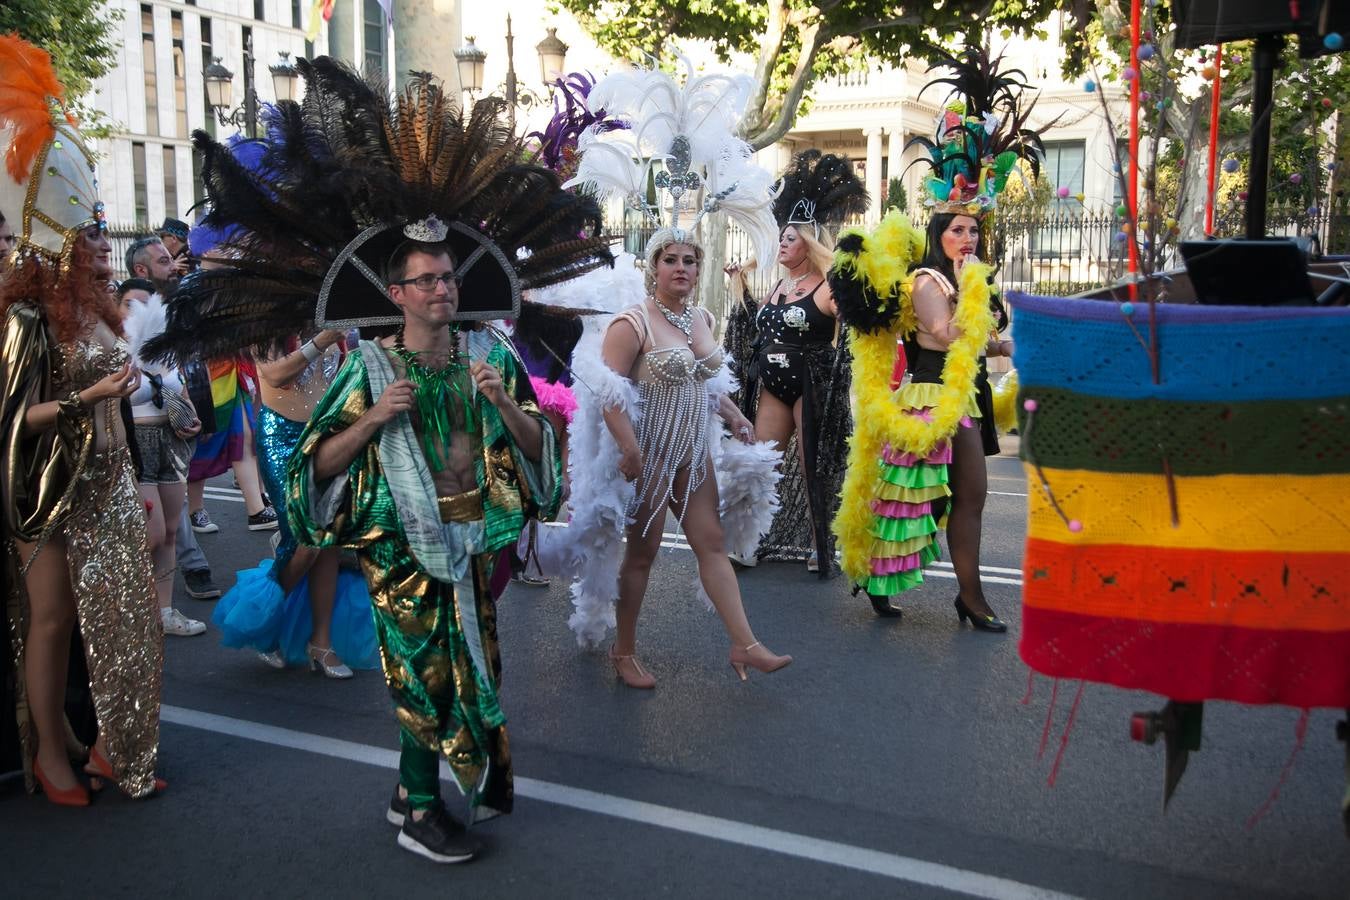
1, 36, 165, 804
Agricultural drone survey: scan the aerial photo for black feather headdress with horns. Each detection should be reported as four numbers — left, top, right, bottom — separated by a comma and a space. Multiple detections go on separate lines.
771, 150, 869, 237
146, 58, 613, 364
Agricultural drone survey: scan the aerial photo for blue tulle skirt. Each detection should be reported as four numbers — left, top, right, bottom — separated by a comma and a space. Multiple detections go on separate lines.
213, 558, 379, 668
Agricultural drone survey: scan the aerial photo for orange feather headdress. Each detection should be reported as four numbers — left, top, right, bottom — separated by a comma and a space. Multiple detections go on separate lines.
0, 33, 103, 270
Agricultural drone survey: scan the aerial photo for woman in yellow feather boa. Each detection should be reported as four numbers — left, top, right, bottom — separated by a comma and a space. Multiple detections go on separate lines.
830, 210, 1013, 627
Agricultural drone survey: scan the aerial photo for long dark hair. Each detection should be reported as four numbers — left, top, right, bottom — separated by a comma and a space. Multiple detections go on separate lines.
913, 212, 1006, 331
914, 212, 985, 284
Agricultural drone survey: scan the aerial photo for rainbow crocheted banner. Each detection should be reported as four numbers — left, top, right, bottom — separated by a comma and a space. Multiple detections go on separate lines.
1009, 293, 1350, 708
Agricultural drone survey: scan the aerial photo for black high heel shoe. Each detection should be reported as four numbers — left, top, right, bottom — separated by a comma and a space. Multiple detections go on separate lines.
868, 592, 903, 619
954, 596, 1007, 633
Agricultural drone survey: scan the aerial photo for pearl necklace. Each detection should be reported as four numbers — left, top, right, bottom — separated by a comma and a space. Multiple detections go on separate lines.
651, 295, 695, 346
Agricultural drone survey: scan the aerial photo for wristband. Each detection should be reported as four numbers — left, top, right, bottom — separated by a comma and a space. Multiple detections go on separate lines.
59, 389, 90, 420
299, 340, 322, 363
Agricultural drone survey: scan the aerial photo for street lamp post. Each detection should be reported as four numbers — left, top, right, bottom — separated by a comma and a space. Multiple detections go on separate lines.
204, 36, 300, 137
454, 36, 487, 100
453, 20, 568, 121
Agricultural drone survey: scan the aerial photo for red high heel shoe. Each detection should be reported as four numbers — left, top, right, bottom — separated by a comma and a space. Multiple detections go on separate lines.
33, 758, 90, 807
729, 641, 792, 681
84, 745, 167, 795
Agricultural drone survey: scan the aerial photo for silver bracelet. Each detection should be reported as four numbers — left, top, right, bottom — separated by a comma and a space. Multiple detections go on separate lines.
299, 340, 322, 363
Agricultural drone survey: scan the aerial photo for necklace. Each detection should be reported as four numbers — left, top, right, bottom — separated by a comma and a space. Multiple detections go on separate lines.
390, 326, 476, 471
651, 295, 695, 346
786, 270, 812, 297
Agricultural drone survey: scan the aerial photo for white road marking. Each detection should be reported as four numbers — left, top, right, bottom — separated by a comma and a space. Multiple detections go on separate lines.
160, 705, 1079, 900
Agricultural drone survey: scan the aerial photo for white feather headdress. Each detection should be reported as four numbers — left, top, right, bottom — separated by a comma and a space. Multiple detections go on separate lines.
562, 52, 778, 271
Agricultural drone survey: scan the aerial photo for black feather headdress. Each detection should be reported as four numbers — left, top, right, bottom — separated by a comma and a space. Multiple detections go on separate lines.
146, 58, 613, 364
771, 150, 869, 237
904, 47, 1054, 219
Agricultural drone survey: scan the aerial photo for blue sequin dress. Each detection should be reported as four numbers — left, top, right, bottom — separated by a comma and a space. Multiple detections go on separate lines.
212, 345, 378, 668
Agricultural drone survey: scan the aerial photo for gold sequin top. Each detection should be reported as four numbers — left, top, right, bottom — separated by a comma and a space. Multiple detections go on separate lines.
52, 321, 129, 453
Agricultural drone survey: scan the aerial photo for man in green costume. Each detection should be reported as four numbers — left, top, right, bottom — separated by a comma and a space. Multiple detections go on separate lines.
288, 236, 562, 863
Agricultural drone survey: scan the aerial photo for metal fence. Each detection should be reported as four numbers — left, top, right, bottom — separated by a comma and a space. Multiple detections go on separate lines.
116, 198, 1349, 298
600, 198, 1350, 305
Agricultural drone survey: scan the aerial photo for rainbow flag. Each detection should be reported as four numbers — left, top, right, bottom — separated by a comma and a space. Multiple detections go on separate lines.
1010, 293, 1350, 708
188, 359, 253, 482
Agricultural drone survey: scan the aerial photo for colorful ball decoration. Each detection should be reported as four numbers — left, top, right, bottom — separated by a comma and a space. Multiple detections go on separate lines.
1290, 173, 1303, 185
1325, 33, 1344, 51
1322, 97, 1335, 109
1056, 186, 1071, 199
1201, 64, 1218, 80
1115, 203, 1129, 217
1137, 44, 1156, 61
1222, 158, 1240, 173
1238, 191, 1249, 201
1114, 231, 1128, 243
1122, 66, 1138, 81
1141, 91, 1152, 101
1309, 205, 1321, 215
1084, 79, 1097, 93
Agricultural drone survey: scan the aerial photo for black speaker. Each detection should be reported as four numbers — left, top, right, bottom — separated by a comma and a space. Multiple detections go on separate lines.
1173, 0, 1341, 54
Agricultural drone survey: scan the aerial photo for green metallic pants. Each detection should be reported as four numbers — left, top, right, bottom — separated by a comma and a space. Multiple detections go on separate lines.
361, 540, 512, 813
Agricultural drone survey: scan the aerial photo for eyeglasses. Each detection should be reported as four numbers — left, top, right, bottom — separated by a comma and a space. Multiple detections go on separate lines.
392, 271, 461, 291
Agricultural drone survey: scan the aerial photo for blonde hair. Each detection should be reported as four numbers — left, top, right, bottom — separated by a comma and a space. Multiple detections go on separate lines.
642, 227, 704, 296
782, 224, 835, 280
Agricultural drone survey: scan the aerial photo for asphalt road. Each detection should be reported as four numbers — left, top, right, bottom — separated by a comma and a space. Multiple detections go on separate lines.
3, 447, 1347, 899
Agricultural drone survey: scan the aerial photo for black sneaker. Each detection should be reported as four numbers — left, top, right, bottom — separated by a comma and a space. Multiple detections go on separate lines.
247, 506, 279, 531
396, 801, 481, 864
387, 783, 409, 827
183, 569, 222, 600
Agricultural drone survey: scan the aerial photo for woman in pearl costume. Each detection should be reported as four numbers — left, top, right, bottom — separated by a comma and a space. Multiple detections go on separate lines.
598, 230, 792, 688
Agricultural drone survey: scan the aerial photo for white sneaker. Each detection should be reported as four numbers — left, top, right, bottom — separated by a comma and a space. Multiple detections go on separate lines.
162, 608, 207, 636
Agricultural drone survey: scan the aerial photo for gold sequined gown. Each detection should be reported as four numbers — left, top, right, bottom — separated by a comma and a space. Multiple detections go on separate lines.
2, 306, 162, 797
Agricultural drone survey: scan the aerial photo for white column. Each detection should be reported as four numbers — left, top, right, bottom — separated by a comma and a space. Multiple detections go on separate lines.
394, 0, 461, 89
864, 128, 883, 222
886, 128, 904, 211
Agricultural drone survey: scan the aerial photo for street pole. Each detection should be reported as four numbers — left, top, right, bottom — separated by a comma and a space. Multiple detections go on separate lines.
244, 32, 258, 139
504, 14, 518, 129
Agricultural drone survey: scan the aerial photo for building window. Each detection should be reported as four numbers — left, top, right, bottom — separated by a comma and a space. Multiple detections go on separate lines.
164, 146, 179, 219
141, 5, 159, 137
255, 0, 266, 22
292, 0, 302, 29
132, 142, 149, 227
363, 0, 387, 75
1032, 140, 1086, 259
200, 17, 217, 139
171, 12, 188, 138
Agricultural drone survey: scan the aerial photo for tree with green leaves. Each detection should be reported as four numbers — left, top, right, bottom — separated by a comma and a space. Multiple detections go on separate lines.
551, 0, 1078, 151
1066, 1, 1350, 249
0, 0, 124, 136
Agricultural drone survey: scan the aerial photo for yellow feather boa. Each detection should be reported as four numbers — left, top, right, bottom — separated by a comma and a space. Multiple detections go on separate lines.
833, 261, 995, 583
